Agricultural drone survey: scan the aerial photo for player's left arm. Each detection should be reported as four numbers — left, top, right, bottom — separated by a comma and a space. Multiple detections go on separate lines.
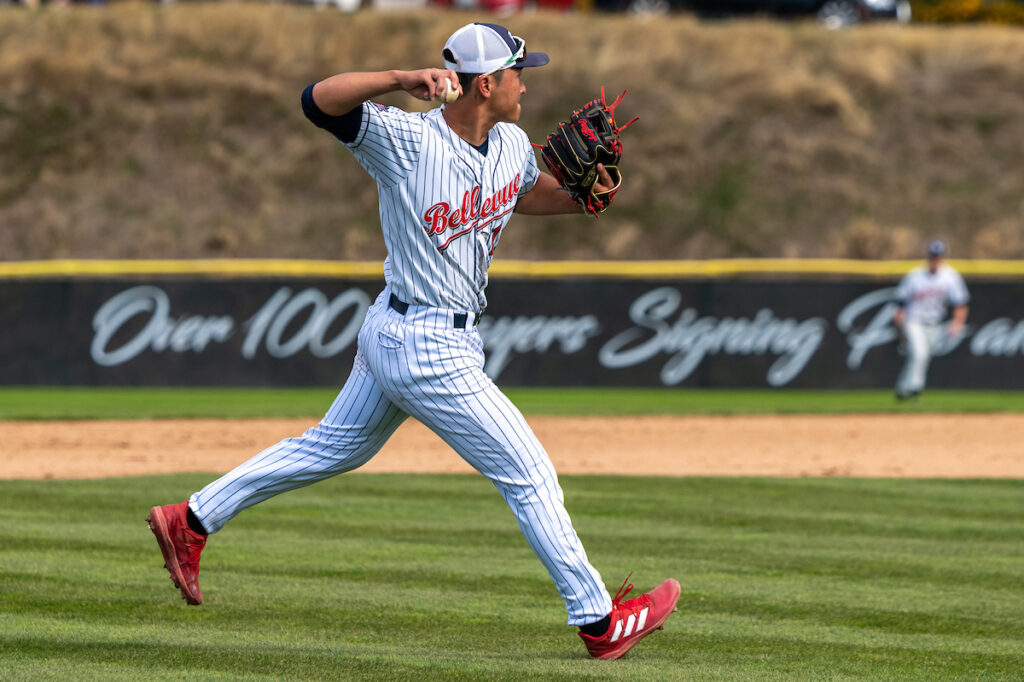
949, 304, 968, 337
947, 270, 970, 337
516, 165, 616, 216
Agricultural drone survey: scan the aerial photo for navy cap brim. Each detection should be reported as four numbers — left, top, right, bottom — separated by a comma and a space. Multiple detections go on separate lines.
517, 52, 549, 68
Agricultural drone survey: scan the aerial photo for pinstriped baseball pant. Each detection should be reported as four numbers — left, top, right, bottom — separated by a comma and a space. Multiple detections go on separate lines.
189, 290, 613, 625
896, 320, 942, 395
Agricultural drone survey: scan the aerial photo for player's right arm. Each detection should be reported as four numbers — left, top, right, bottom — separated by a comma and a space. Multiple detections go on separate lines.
303, 71, 448, 187
312, 69, 459, 116
893, 274, 911, 328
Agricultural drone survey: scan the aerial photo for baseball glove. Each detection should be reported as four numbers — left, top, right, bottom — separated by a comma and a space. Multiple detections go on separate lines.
535, 88, 638, 217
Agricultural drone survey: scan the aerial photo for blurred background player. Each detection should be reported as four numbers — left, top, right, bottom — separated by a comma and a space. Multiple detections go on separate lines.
892, 239, 969, 400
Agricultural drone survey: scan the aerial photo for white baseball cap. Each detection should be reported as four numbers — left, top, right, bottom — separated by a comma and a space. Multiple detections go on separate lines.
442, 23, 549, 76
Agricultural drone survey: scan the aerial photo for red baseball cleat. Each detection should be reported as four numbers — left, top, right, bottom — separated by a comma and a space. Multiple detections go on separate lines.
579, 574, 681, 660
146, 501, 207, 605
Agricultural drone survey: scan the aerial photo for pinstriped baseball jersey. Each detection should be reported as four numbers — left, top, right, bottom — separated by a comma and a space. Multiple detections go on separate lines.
896, 264, 969, 325
345, 102, 540, 314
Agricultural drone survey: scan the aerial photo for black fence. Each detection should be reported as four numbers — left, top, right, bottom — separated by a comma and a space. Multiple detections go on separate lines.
3, 276, 1023, 387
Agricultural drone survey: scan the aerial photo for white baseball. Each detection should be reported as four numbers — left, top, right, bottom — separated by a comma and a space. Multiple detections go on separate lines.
436, 77, 459, 105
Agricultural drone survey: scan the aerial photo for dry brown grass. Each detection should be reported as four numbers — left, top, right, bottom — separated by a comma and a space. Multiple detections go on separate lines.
1, 4, 1023, 260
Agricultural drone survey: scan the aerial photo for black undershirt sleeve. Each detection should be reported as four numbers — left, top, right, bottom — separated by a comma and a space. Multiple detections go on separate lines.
301, 83, 362, 144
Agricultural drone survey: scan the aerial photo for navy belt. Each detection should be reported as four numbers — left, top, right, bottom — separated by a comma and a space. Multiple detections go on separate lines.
388, 294, 479, 329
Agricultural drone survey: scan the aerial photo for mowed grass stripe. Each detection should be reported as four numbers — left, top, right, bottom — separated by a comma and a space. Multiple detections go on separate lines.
3, 387, 1024, 420
1, 474, 1022, 680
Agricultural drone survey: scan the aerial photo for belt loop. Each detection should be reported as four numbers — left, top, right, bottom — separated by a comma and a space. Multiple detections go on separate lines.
388, 293, 409, 315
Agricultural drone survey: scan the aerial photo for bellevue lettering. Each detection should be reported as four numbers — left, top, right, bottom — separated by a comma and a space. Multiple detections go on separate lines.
422, 174, 521, 239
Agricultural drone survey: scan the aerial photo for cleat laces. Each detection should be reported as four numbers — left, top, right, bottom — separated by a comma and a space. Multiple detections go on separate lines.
612, 572, 650, 611
612, 571, 634, 605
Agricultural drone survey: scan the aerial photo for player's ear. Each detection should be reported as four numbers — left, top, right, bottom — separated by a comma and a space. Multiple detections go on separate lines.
476, 74, 494, 98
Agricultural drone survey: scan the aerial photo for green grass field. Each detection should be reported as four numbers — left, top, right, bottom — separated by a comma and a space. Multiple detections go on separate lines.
2, 474, 1023, 680
3, 387, 1024, 420
3, 388, 1022, 679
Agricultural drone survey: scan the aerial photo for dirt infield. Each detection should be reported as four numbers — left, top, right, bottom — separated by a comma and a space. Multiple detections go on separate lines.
3, 414, 1022, 480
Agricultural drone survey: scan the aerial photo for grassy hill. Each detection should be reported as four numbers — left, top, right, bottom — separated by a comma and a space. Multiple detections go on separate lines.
1, 4, 1023, 261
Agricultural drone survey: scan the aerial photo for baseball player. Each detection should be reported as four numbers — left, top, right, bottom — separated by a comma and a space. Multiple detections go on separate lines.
893, 239, 970, 400
146, 23, 679, 660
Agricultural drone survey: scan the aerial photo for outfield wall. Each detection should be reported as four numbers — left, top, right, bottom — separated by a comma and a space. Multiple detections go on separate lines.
3, 260, 1023, 388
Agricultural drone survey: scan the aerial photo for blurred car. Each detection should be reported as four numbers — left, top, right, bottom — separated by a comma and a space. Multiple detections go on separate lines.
431, 0, 574, 14
595, 0, 912, 27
